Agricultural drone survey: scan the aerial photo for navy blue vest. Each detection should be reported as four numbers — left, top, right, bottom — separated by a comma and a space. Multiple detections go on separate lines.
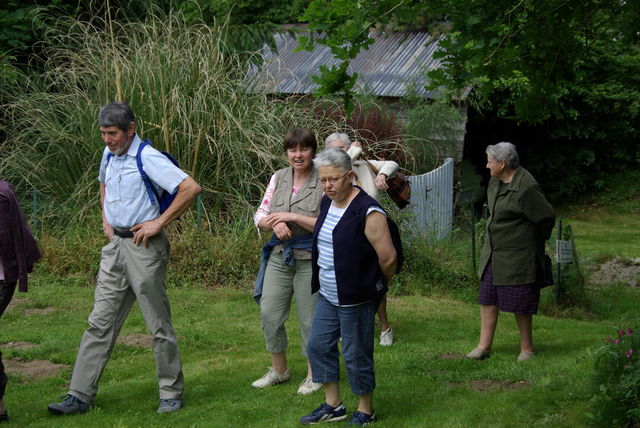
311, 188, 388, 305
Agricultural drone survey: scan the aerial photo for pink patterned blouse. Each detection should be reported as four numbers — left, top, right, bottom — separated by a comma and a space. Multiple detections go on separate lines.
253, 173, 299, 228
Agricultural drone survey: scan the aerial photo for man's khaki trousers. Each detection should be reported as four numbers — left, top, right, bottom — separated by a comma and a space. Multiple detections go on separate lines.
69, 231, 183, 404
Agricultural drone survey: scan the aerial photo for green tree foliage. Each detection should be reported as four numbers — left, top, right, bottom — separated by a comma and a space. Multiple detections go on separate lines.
300, 0, 639, 123
0, 0, 182, 79
179, 0, 311, 25
428, 0, 640, 124
300, 0, 640, 197
298, 0, 443, 113
177, 0, 311, 55
0, 1, 313, 74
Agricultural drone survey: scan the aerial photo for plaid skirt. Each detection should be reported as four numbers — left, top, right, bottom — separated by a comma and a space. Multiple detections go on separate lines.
478, 262, 540, 314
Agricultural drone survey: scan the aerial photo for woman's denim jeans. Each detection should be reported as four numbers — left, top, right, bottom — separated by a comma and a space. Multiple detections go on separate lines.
307, 295, 376, 396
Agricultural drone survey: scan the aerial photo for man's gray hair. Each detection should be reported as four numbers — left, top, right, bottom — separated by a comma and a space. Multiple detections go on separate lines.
98, 101, 135, 132
486, 142, 519, 169
314, 147, 352, 172
325, 132, 350, 148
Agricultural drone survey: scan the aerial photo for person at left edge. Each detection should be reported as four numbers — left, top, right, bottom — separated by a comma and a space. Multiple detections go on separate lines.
47, 101, 201, 416
0, 180, 42, 424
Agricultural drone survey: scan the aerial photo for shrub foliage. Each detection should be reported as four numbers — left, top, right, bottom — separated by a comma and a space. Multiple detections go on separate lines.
590, 323, 640, 427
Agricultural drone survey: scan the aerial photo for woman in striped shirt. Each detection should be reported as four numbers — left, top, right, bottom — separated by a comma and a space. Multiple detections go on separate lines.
300, 148, 397, 426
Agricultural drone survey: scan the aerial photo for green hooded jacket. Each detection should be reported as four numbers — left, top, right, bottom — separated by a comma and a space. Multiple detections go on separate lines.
478, 166, 555, 285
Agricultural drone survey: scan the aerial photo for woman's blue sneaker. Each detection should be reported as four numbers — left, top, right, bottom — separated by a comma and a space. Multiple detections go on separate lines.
300, 402, 347, 424
346, 410, 376, 426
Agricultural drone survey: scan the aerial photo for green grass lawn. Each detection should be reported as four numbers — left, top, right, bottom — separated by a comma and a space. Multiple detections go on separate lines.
562, 212, 640, 260
2, 173, 637, 427
558, 169, 640, 260
0, 277, 631, 428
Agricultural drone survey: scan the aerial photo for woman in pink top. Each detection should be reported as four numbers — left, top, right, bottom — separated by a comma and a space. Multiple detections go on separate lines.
252, 129, 324, 395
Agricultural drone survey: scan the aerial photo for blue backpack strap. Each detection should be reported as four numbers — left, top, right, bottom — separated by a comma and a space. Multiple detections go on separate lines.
136, 139, 161, 206
106, 152, 114, 167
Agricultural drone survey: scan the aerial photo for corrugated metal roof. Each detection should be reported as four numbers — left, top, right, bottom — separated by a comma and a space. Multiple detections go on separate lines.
246, 31, 463, 99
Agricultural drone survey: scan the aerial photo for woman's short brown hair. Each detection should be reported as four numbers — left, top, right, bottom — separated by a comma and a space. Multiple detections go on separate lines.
283, 128, 317, 154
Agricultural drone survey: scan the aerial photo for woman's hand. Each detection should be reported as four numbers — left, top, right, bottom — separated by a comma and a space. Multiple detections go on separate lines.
272, 222, 293, 240
374, 174, 389, 190
264, 212, 296, 240
264, 212, 298, 227
263, 212, 316, 234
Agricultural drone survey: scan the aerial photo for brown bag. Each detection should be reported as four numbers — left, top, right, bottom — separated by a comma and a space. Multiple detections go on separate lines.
365, 160, 411, 209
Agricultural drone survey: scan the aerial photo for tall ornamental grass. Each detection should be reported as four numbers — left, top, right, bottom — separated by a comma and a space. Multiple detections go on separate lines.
0, 9, 425, 289
0, 10, 328, 227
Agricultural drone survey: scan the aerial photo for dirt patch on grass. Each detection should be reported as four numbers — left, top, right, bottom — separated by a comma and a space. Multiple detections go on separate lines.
4, 358, 67, 379
590, 257, 640, 287
1, 341, 41, 350
6, 298, 30, 310
438, 352, 465, 359
470, 380, 533, 392
23, 306, 56, 316
445, 380, 533, 392
117, 334, 153, 348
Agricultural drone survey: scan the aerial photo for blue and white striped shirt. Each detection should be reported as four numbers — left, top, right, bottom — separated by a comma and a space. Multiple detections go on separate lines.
317, 202, 385, 306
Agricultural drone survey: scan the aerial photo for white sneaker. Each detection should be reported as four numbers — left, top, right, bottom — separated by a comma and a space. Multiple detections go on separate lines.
380, 328, 394, 346
297, 377, 323, 395
251, 367, 291, 388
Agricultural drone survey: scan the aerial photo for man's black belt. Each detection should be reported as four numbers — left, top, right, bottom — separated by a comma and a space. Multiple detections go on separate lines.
113, 228, 134, 238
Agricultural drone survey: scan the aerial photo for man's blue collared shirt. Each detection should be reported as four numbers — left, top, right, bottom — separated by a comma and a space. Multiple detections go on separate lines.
98, 134, 187, 228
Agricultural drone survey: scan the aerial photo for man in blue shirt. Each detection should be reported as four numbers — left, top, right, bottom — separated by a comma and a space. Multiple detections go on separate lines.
48, 102, 201, 415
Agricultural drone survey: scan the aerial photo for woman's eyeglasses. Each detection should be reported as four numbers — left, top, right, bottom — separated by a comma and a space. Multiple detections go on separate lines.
319, 171, 350, 185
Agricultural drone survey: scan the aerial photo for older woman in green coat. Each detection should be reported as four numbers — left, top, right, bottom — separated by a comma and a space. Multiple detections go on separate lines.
466, 142, 555, 361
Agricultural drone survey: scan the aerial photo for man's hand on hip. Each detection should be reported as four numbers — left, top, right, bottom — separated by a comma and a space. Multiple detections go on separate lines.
131, 219, 163, 247
103, 222, 114, 240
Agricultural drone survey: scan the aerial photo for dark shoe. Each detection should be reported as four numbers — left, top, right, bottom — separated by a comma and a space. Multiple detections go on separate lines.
48, 394, 90, 415
0, 411, 8, 423
346, 410, 377, 426
157, 399, 182, 414
300, 402, 347, 424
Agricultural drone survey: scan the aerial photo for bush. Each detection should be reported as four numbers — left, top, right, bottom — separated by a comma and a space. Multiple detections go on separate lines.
166, 217, 263, 288
589, 323, 640, 426
404, 99, 466, 173
392, 227, 477, 301
310, 98, 413, 170
36, 225, 103, 285
552, 224, 587, 307
33, 211, 266, 289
